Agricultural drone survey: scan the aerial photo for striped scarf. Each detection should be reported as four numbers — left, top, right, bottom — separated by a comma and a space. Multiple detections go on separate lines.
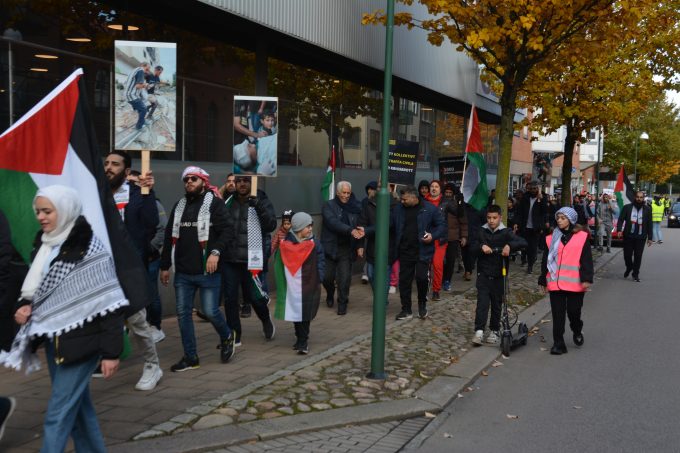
171, 192, 213, 270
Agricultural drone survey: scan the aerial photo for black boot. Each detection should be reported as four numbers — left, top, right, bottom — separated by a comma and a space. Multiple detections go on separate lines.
573, 332, 584, 346
550, 343, 568, 355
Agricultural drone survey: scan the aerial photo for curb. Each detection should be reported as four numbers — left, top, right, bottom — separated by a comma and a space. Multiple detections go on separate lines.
109, 250, 622, 453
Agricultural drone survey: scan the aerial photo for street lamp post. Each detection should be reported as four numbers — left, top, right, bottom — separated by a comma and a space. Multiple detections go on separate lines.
633, 131, 649, 190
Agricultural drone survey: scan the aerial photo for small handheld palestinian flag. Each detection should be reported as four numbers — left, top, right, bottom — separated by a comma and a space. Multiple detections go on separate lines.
273, 239, 321, 322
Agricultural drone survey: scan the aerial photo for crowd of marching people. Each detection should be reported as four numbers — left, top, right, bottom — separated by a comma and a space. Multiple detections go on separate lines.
0, 150, 675, 449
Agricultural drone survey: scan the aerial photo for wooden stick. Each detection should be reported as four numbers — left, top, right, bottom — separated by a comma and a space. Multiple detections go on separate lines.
141, 150, 150, 195
250, 176, 258, 197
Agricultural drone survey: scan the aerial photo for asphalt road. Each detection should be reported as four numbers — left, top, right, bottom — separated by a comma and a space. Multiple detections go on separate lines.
409, 226, 680, 453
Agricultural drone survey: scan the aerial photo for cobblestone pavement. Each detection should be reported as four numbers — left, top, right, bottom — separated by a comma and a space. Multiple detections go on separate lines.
209, 417, 430, 453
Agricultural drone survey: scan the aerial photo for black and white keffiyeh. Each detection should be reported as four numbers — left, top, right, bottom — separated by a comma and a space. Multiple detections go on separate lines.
171, 191, 214, 269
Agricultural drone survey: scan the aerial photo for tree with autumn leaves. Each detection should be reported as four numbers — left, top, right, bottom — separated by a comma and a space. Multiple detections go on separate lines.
364, 0, 675, 215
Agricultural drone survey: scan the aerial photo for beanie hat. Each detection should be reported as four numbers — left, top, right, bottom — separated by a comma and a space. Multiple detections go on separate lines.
281, 209, 294, 221
365, 181, 378, 193
556, 207, 578, 225
291, 212, 313, 232
418, 180, 430, 191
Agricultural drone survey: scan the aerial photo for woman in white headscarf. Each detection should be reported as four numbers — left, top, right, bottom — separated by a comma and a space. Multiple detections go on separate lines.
538, 207, 594, 355
1, 185, 128, 452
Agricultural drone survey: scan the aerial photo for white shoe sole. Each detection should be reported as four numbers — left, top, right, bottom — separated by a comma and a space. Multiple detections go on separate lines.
0, 397, 17, 441
135, 370, 163, 391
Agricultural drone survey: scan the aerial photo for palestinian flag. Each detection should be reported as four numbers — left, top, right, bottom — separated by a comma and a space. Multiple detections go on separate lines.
320, 145, 336, 201
462, 105, 489, 211
273, 239, 320, 322
0, 68, 150, 313
614, 165, 635, 212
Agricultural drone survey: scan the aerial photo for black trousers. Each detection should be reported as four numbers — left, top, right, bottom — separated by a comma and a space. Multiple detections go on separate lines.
323, 246, 353, 308
623, 237, 646, 278
399, 259, 429, 311
549, 290, 584, 346
222, 262, 271, 341
474, 275, 504, 331
294, 321, 310, 342
443, 240, 462, 283
523, 228, 540, 268
462, 244, 477, 273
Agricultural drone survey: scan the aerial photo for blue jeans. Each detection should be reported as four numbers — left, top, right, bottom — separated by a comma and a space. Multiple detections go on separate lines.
146, 258, 162, 329
366, 262, 391, 304
652, 222, 663, 242
42, 343, 105, 453
129, 98, 147, 129
175, 272, 231, 358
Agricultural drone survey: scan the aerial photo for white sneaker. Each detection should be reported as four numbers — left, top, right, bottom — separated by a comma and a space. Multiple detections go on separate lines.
361, 274, 369, 283
486, 331, 500, 345
472, 330, 484, 346
135, 362, 162, 391
151, 327, 165, 343
389, 286, 397, 294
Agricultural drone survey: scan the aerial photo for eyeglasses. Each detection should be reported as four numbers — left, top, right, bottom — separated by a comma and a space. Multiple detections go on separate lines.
183, 176, 199, 183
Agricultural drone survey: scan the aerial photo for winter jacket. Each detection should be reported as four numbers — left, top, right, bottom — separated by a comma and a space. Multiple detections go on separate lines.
160, 191, 232, 274
148, 199, 168, 261
617, 203, 653, 240
443, 198, 468, 242
24, 217, 124, 362
357, 197, 378, 264
321, 195, 362, 260
120, 183, 159, 261
223, 190, 277, 265
538, 226, 594, 287
389, 200, 446, 264
517, 195, 548, 232
0, 210, 28, 352
470, 223, 527, 278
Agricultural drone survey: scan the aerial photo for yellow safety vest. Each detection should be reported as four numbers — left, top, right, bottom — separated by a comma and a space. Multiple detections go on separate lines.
652, 203, 664, 222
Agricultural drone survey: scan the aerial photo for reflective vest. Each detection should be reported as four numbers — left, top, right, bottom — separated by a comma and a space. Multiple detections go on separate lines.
652, 203, 664, 222
545, 231, 588, 293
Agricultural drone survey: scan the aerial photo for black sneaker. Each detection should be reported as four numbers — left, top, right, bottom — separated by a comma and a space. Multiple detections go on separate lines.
220, 335, 235, 363
92, 364, 104, 378
432, 291, 440, 301
170, 356, 200, 372
298, 340, 309, 355
293, 339, 301, 351
326, 298, 334, 308
234, 331, 242, 347
263, 314, 275, 340
0, 396, 16, 442
395, 310, 413, 320
240, 304, 252, 318
337, 304, 347, 316
573, 332, 584, 346
418, 303, 429, 319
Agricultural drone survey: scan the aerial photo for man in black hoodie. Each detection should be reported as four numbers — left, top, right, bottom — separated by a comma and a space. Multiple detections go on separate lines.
160, 166, 234, 372
617, 191, 653, 282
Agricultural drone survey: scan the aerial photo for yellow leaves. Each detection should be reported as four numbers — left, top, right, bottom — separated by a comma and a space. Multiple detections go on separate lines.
519, 15, 535, 30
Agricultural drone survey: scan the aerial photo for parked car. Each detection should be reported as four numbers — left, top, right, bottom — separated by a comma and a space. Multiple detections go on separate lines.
668, 203, 680, 228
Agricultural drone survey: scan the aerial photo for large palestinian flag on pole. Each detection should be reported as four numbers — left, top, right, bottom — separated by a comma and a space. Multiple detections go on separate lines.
273, 240, 321, 322
614, 164, 635, 212
462, 105, 489, 211
320, 146, 336, 202
0, 68, 150, 312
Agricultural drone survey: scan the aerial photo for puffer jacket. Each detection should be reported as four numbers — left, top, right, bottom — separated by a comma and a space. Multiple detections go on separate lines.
223, 190, 277, 264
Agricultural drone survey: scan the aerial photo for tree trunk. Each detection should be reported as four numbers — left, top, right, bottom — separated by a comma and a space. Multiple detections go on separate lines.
560, 120, 580, 207
495, 87, 518, 222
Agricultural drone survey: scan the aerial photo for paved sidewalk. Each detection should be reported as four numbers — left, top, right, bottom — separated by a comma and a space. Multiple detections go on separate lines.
0, 250, 617, 452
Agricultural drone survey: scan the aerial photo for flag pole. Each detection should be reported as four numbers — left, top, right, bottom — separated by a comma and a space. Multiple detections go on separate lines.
367, 0, 394, 380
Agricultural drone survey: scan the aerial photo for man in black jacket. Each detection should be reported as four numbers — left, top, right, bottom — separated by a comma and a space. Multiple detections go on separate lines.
617, 191, 653, 282
160, 166, 234, 372
222, 175, 277, 344
0, 210, 27, 353
321, 181, 364, 315
470, 205, 527, 346
517, 182, 548, 274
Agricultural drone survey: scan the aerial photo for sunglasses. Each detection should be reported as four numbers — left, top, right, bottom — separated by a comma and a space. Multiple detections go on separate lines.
183, 176, 200, 183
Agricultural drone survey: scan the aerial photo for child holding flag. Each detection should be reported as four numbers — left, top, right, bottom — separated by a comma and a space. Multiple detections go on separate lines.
273, 213, 324, 354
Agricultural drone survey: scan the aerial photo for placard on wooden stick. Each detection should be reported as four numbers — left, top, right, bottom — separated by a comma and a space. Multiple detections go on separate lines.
140, 150, 150, 195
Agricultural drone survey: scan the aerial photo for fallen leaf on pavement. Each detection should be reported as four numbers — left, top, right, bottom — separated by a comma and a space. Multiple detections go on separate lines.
464, 386, 475, 392
491, 360, 503, 367
444, 433, 453, 438
540, 347, 548, 351
457, 393, 464, 398
573, 406, 582, 409
420, 371, 431, 379
540, 335, 546, 343
540, 319, 551, 324
506, 414, 519, 419
424, 412, 436, 418
481, 370, 489, 376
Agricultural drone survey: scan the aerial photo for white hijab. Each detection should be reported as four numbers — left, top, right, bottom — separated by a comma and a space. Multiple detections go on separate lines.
20, 185, 82, 301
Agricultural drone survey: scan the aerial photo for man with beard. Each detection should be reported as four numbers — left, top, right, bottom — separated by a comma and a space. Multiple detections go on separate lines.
321, 181, 364, 315
617, 191, 653, 282
517, 182, 548, 274
160, 167, 235, 371
103, 151, 163, 390
222, 176, 277, 345
219, 173, 236, 199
